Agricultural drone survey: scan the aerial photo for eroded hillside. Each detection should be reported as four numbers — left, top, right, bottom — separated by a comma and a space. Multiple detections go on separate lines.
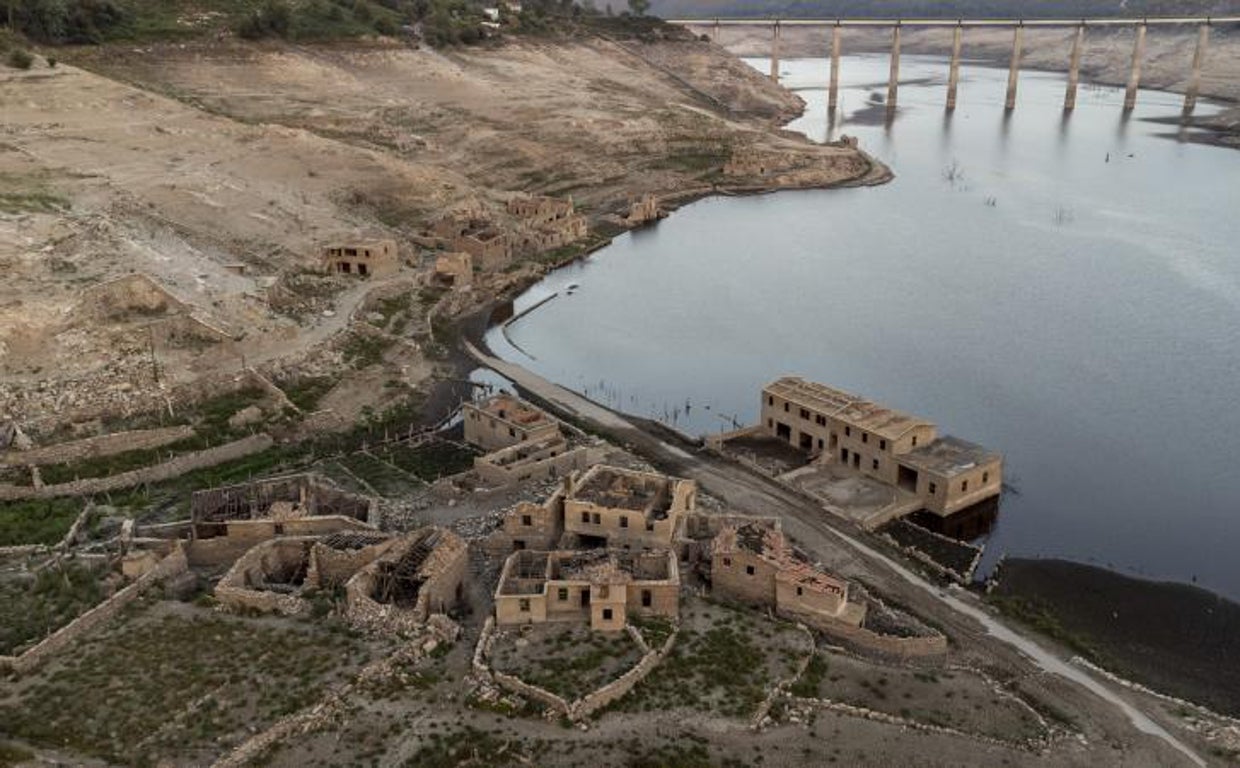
0, 31, 877, 435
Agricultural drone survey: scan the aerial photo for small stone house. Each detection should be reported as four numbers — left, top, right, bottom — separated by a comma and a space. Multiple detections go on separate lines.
321, 239, 399, 278
563, 465, 696, 550
711, 523, 862, 627
495, 549, 679, 632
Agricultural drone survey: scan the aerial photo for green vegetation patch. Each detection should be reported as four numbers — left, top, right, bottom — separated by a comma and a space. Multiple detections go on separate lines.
0, 497, 83, 546
342, 332, 396, 368
610, 599, 805, 718
336, 451, 423, 497
36, 387, 269, 486
788, 650, 827, 698
375, 440, 478, 482
0, 561, 110, 655
0, 742, 35, 768
988, 594, 1104, 662
814, 649, 1047, 742
0, 600, 380, 766
489, 625, 644, 701
403, 725, 549, 768
281, 376, 335, 412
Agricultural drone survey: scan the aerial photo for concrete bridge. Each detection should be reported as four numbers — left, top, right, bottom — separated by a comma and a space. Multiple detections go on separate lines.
669, 16, 1240, 115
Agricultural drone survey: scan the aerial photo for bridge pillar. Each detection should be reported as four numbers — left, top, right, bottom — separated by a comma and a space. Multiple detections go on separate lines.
713, 18, 720, 42
1124, 23, 1147, 110
770, 21, 781, 82
887, 24, 901, 109
829, 24, 842, 112
1065, 24, 1085, 110
1183, 24, 1210, 116
1005, 24, 1024, 110
946, 24, 963, 110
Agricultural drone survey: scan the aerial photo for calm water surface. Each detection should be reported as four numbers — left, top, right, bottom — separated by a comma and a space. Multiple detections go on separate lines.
486, 55, 1240, 598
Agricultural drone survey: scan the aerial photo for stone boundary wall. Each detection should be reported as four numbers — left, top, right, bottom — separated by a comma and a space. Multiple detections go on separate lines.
1, 425, 196, 468
0, 434, 274, 501
751, 623, 816, 729
214, 538, 314, 617
879, 531, 980, 585
0, 545, 189, 675
801, 613, 948, 660
212, 635, 448, 768
474, 617, 679, 722
572, 627, 679, 720
492, 670, 572, 715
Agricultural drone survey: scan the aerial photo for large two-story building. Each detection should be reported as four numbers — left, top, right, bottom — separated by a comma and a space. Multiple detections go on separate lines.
760, 377, 1002, 516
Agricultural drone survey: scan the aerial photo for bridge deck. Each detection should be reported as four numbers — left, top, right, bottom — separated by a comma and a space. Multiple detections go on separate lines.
672, 17, 1240, 28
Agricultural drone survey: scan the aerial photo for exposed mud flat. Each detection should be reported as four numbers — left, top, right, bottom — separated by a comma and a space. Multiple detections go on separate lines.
993, 558, 1240, 718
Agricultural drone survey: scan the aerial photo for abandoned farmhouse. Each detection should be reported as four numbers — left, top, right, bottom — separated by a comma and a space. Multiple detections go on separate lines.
495, 549, 680, 631
760, 377, 1002, 517
321, 239, 399, 277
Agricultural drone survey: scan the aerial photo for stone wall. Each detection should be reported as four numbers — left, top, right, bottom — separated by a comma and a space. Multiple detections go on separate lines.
214, 538, 314, 616
572, 628, 678, 720
712, 548, 779, 605
1, 425, 196, 468
0, 434, 274, 501
798, 613, 948, 660
475, 444, 596, 487
306, 538, 395, 587
0, 545, 189, 675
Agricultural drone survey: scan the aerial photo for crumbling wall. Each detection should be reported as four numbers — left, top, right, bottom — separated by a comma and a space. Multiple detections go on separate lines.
0, 545, 189, 674
413, 534, 468, 619
801, 615, 947, 660
624, 581, 679, 620
573, 628, 678, 719
0, 434, 274, 501
475, 443, 597, 486
306, 538, 395, 588
0, 425, 196, 467
214, 538, 313, 616
712, 548, 779, 605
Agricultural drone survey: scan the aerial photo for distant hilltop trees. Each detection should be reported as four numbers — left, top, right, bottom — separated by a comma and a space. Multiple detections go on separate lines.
0, 0, 654, 46
647, 0, 1240, 19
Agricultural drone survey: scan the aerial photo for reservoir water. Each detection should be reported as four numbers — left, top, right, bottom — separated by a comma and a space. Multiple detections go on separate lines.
486, 55, 1240, 599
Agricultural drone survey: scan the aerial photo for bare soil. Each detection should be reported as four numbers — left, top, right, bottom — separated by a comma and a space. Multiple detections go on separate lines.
992, 558, 1240, 719
0, 33, 872, 441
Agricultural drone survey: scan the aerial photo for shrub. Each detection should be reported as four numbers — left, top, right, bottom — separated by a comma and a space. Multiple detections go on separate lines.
7, 49, 34, 69
46, 56, 56, 67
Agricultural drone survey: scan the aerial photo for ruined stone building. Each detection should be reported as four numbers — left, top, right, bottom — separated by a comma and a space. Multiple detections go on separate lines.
563, 465, 696, 550
487, 488, 566, 554
345, 527, 468, 634
464, 394, 560, 452
495, 549, 679, 632
214, 531, 394, 616
188, 474, 376, 565
723, 145, 778, 177
623, 193, 664, 227
429, 212, 512, 271
463, 394, 598, 486
760, 377, 1002, 517
507, 194, 588, 253
711, 523, 863, 628
432, 252, 473, 289
321, 239, 399, 277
